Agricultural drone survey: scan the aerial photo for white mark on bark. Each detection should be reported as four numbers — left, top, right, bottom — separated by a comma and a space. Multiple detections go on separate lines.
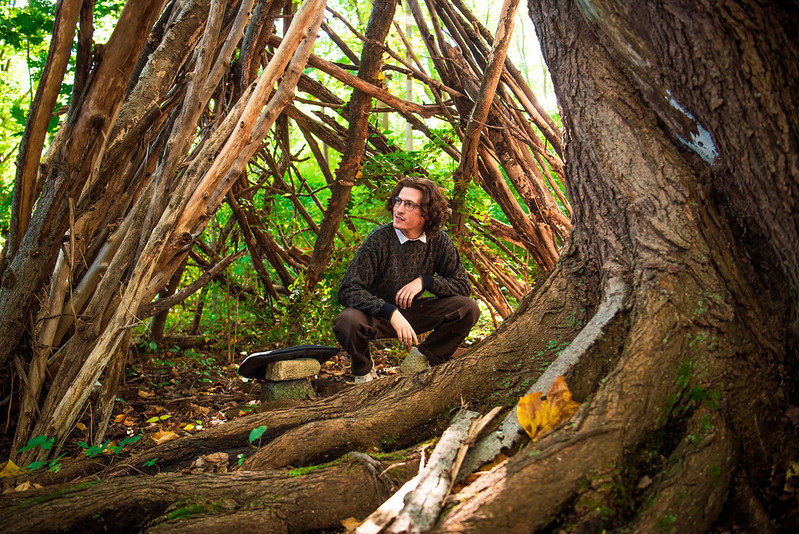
666, 91, 719, 164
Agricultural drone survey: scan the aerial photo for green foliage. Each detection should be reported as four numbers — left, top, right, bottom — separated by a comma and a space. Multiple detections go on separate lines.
145, 415, 172, 424
77, 433, 142, 458
166, 500, 223, 521
17, 434, 54, 453
17, 434, 64, 472
248, 425, 268, 443
0, 0, 54, 50
0, 0, 129, 244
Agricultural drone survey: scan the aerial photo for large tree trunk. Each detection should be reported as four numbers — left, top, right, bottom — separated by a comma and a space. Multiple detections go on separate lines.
432, 1, 798, 532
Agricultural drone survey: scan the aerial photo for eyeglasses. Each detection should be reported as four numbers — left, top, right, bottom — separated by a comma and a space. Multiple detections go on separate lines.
391, 197, 421, 212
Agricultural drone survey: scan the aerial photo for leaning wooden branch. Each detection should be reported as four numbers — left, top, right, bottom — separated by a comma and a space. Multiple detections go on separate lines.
9, 0, 81, 255
268, 35, 442, 119
451, 0, 521, 232
136, 249, 247, 319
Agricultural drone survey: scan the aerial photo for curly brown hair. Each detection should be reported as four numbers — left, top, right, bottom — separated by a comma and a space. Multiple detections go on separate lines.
385, 176, 450, 236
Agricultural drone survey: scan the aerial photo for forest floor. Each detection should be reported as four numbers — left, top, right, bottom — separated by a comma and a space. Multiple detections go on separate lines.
1, 339, 466, 480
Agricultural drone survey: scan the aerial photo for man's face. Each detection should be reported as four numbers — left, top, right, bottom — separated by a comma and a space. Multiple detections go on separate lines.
392, 187, 426, 239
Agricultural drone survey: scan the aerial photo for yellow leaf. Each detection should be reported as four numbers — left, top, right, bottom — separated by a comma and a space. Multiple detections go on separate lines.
0, 460, 26, 478
516, 376, 580, 440
151, 430, 181, 445
183, 423, 195, 431
516, 391, 546, 440
545, 376, 580, 431
76, 422, 87, 431
340, 517, 361, 532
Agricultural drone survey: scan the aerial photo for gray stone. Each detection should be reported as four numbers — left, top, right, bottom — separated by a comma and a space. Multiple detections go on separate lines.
260, 379, 316, 402
263, 358, 321, 381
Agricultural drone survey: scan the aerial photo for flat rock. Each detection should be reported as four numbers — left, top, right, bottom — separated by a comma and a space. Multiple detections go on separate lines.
263, 358, 321, 381
260, 379, 316, 402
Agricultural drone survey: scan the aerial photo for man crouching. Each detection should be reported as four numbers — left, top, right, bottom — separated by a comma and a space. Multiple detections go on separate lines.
334, 176, 480, 383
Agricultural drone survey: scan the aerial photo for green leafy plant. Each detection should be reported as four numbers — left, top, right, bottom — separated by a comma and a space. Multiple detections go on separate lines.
18, 434, 54, 453
17, 435, 65, 472
145, 414, 172, 424
78, 433, 142, 457
248, 425, 268, 444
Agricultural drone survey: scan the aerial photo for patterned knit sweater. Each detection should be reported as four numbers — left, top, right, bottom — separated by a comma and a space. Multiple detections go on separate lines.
338, 223, 472, 319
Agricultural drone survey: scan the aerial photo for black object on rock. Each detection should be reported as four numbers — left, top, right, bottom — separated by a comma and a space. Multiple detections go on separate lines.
238, 345, 340, 380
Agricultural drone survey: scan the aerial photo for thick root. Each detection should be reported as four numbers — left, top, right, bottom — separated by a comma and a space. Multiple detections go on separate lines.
628, 408, 736, 533
0, 452, 419, 533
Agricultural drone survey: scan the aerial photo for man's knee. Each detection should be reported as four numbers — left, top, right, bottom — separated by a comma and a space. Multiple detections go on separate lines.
334, 307, 364, 330
453, 296, 480, 327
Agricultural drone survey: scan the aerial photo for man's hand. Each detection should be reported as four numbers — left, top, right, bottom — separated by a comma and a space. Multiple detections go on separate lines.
395, 277, 423, 309
390, 309, 418, 350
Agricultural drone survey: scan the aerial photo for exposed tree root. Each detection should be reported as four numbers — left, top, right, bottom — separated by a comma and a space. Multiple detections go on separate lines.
0, 452, 420, 534
629, 408, 736, 533
459, 273, 628, 478
428, 267, 755, 532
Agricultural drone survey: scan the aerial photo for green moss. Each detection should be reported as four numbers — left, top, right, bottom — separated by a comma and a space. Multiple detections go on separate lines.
676, 358, 694, 389
18, 480, 101, 508
656, 512, 677, 532
166, 500, 222, 521
369, 450, 411, 461
708, 463, 722, 488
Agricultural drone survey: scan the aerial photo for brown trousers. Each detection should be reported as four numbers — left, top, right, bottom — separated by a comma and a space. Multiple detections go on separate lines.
333, 296, 480, 376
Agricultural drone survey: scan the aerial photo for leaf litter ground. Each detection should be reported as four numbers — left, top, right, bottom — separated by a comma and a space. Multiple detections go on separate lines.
1, 340, 431, 476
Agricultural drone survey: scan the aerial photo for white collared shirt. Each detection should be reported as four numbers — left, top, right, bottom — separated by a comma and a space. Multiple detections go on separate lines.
395, 227, 427, 244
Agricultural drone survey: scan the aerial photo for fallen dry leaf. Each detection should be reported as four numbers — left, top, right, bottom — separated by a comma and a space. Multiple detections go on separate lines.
151, 430, 181, 445
203, 452, 229, 464
0, 460, 26, 479
516, 376, 580, 441
340, 517, 361, 532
